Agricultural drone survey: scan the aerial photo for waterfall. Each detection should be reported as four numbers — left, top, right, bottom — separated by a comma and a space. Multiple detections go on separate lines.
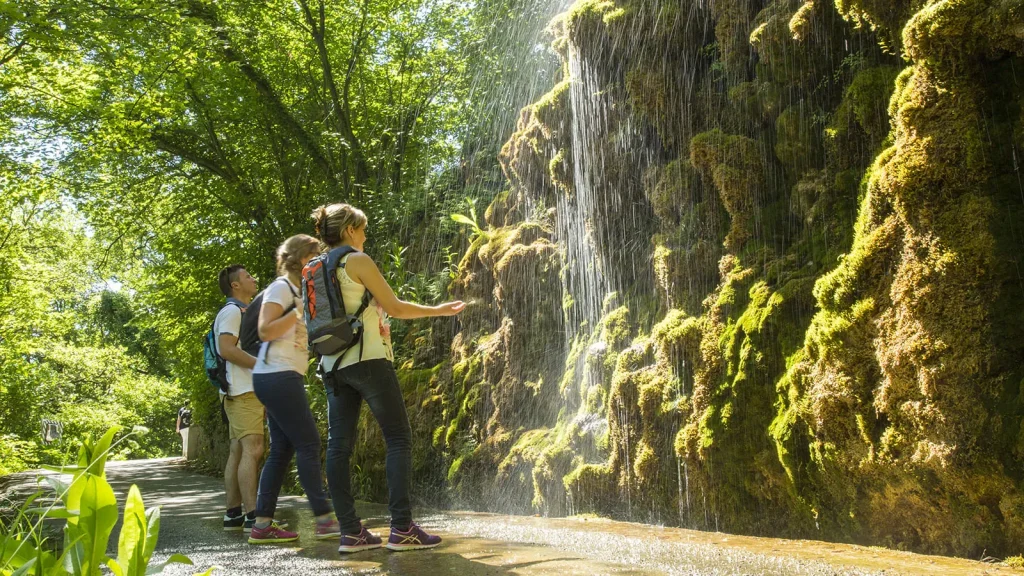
561, 42, 612, 344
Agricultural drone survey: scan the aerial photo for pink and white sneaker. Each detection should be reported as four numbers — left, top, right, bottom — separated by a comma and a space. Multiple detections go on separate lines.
315, 518, 343, 540
247, 521, 298, 544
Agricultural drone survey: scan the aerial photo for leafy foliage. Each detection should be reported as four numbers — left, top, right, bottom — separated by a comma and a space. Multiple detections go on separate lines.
0, 0, 559, 470
1, 427, 213, 576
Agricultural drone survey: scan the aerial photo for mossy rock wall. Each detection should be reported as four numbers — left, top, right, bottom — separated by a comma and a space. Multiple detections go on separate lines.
381, 0, 1024, 558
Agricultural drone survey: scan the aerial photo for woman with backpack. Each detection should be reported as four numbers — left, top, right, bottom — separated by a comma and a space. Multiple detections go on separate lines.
248, 234, 340, 544
311, 203, 464, 553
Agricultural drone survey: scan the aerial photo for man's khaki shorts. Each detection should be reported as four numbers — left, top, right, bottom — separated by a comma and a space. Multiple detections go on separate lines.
223, 392, 265, 440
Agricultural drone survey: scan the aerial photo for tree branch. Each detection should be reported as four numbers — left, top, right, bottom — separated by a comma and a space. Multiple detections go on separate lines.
151, 130, 238, 186
297, 0, 371, 198
0, 39, 28, 68
184, 0, 340, 194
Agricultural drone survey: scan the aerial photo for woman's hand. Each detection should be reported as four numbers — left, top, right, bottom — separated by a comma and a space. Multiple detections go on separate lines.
434, 301, 465, 316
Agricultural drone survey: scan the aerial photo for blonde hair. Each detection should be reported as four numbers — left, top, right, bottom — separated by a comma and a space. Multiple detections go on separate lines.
311, 203, 367, 247
276, 234, 320, 276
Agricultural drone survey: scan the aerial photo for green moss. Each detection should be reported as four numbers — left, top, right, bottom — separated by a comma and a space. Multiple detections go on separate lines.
647, 158, 694, 225
728, 81, 782, 124
398, 368, 434, 391
533, 80, 571, 137
690, 130, 766, 251
484, 189, 524, 228
408, 0, 1024, 555
498, 424, 576, 514
832, 67, 900, 145
563, 462, 616, 511
770, 2, 1024, 552
833, 0, 914, 52
447, 456, 465, 482
710, 0, 758, 77
750, 0, 814, 84
549, 148, 573, 194
562, 0, 626, 41
826, 66, 902, 175
478, 222, 550, 269
499, 80, 571, 207
599, 306, 631, 350
775, 104, 820, 180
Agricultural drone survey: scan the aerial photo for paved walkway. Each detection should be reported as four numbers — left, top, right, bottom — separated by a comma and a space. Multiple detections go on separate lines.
16, 459, 1020, 575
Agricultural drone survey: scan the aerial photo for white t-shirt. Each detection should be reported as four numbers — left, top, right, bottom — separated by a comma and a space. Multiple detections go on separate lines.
254, 277, 309, 375
214, 303, 253, 396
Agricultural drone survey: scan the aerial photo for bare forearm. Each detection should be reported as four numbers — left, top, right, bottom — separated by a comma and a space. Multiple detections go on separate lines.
220, 344, 257, 369
259, 313, 296, 342
389, 301, 442, 320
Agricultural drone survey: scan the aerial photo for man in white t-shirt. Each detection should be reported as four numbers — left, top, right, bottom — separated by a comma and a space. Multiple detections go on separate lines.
215, 264, 261, 531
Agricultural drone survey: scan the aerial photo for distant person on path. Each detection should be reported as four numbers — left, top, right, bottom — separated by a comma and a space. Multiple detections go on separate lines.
311, 203, 464, 553
248, 234, 340, 544
214, 264, 263, 532
175, 401, 192, 458
176, 400, 192, 433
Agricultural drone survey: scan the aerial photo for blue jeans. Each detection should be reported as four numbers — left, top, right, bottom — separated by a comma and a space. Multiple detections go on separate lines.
253, 371, 332, 518
325, 359, 412, 532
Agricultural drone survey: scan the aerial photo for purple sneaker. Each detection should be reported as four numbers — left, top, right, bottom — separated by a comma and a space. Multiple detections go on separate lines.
338, 524, 383, 553
386, 523, 441, 551
247, 521, 298, 544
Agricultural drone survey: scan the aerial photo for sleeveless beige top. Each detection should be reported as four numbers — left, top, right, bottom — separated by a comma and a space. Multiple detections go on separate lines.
320, 253, 394, 372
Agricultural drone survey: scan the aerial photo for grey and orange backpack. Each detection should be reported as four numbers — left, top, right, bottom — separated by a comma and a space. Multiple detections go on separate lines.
301, 246, 373, 357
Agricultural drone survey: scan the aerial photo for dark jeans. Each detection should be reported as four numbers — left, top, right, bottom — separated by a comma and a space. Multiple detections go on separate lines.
253, 371, 332, 518
325, 359, 412, 532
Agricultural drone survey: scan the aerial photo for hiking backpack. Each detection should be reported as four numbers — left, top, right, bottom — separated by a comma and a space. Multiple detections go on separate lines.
202, 307, 237, 393
235, 294, 269, 357
301, 246, 373, 357
202, 300, 257, 393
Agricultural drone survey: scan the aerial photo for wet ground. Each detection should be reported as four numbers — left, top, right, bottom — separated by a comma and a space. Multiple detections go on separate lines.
6, 458, 1019, 575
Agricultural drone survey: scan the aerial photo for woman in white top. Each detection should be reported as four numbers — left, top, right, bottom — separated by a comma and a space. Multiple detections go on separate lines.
312, 203, 464, 553
248, 234, 339, 544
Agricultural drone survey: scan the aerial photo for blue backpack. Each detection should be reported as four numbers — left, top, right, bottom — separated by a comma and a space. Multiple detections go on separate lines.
202, 302, 243, 393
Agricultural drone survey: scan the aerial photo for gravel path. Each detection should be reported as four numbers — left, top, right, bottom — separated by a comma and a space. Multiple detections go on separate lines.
5, 459, 1015, 575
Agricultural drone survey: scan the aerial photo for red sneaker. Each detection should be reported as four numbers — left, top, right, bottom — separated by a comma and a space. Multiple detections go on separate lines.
247, 521, 298, 544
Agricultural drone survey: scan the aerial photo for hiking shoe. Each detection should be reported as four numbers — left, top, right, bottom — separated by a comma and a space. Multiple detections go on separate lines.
315, 518, 342, 540
386, 523, 441, 551
247, 522, 298, 544
243, 517, 288, 533
223, 513, 245, 531
338, 524, 382, 553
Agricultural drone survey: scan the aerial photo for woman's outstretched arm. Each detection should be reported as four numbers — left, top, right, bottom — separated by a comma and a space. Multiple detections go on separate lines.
346, 253, 464, 319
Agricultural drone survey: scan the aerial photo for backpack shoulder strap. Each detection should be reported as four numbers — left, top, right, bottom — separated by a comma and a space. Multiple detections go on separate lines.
212, 302, 238, 357
274, 278, 297, 297
330, 247, 374, 313
326, 245, 358, 273
323, 246, 359, 314
215, 301, 246, 353
208, 319, 220, 357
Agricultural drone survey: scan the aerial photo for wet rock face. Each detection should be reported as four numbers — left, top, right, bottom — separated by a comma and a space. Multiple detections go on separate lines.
384, 0, 1024, 557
